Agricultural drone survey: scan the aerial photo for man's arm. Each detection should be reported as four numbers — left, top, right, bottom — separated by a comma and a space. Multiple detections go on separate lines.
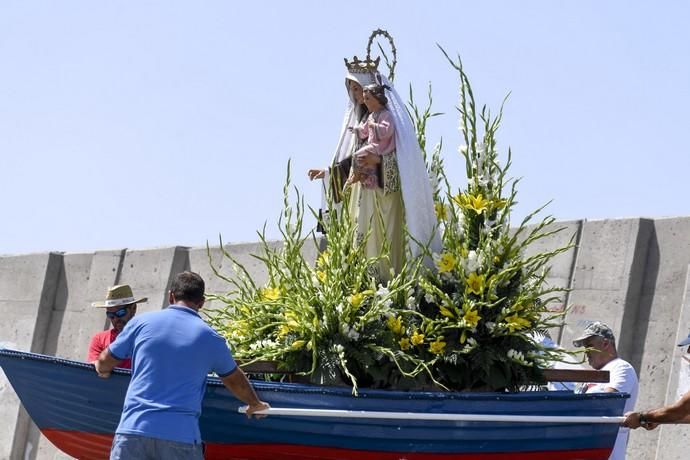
94, 348, 123, 378
220, 368, 270, 417
87, 333, 103, 362
624, 391, 690, 428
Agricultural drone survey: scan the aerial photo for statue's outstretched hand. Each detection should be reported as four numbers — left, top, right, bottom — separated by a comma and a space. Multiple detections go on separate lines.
308, 169, 325, 180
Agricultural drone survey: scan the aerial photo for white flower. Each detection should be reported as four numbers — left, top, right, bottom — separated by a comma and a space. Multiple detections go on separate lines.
464, 250, 481, 273
424, 292, 435, 304
476, 143, 487, 154
459, 145, 468, 154
460, 337, 479, 354
375, 285, 393, 307
340, 322, 360, 340
485, 321, 496, 332
406, 296, 417, 310
507, 348, 532, 366
430, 171, 440, 191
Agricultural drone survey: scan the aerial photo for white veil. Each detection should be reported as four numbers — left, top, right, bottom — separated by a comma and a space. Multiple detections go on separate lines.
379, 74, 442, 260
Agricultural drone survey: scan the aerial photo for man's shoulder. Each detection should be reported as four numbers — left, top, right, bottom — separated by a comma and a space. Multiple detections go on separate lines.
608, 357, 635, 371
606, 358, 639, 386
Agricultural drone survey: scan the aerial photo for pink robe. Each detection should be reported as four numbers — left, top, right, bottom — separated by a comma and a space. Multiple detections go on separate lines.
352, 110, 396, 189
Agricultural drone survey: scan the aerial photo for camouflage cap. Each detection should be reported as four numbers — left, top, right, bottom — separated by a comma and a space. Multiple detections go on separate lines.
572, 321, 616, 347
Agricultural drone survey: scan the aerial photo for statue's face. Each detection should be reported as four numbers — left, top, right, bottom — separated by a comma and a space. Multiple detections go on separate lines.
349, 81, 364, 104
363, 91, 382, 113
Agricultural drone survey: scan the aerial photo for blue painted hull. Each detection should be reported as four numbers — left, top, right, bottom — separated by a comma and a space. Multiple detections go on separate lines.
0, 349, 627, 459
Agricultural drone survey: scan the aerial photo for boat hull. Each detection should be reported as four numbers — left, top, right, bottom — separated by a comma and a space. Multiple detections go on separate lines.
0, 349, 626, 460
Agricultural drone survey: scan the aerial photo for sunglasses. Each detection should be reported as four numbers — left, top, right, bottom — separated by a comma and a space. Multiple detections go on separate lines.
106, 306, 130, 319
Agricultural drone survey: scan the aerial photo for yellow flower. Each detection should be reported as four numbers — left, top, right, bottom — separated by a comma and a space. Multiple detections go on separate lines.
278, 324, 290, 338
451, 193, 467, 208
291, 340, 306, 350
463, 309, 481, 328
399, 337, 411, 350
505, 314, 531, 333
437, 252, 457, 273
466, 272, 485, 295
316, 270, 326, 283
452, 193, 489, 214
387, 316, 403, 335
466, 194, 489, 214
261, 287, 280, 301
349, 292, 364, 308
317, 251, 329, 268
411, 331, 425, 346
434, 202, 448, 221
439, 305, 455, 318
429, 337, 446, 355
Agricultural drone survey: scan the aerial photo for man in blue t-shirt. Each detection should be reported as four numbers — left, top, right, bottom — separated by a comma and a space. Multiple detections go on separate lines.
94, 271, 269, 460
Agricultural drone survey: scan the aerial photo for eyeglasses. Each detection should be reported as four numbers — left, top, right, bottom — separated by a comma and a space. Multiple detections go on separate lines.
106, 306, 130, 319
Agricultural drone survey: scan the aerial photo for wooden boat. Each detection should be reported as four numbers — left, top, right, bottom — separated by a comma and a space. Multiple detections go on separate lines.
0, 348, 628, 460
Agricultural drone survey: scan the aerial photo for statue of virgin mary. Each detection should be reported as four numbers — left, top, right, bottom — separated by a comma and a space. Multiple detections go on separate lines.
309, 51, 440, 280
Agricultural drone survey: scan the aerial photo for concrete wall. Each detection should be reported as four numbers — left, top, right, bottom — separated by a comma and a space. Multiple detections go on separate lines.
0, 217, 689, 459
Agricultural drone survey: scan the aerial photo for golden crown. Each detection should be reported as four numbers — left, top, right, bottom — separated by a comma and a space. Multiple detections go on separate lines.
344, 55, 381, 74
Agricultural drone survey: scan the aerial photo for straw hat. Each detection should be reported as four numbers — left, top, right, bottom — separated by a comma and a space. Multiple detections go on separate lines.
92, 284, 148, 308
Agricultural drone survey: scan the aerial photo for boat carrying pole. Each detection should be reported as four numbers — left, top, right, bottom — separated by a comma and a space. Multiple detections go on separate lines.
238, 406, 625, 424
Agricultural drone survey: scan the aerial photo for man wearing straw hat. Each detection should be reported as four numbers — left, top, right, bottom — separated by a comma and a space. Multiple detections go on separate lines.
623, 330, 690, 429
87, 284, 147, 369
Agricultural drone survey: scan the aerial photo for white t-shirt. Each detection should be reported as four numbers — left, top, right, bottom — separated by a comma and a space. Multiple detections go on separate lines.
585, 358, 639, 460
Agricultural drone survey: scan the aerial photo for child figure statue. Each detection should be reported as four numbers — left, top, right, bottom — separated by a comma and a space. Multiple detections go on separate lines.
346, 84, 396, 189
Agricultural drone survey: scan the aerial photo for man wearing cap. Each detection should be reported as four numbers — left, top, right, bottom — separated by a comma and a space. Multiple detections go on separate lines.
573, 321, 639, 460
87, 285, 147, 369
623, 331, 690, 429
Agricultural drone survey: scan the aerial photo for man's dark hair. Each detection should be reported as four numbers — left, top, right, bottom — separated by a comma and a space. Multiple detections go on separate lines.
171, 271, 205, 304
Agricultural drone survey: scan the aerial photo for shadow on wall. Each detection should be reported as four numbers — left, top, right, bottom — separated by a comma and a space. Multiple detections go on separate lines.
624, 219, 659, 371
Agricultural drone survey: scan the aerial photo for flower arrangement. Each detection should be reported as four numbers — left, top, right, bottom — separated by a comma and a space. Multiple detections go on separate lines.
206, 51, 572, 393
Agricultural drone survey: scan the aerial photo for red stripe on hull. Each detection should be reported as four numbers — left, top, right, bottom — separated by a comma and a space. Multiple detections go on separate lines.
41, 429, 611, 460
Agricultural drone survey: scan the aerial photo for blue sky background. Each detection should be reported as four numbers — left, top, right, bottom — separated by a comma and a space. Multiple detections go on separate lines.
1, 1, 688, 255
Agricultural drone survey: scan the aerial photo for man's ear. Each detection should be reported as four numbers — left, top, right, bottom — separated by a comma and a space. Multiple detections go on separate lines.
168, 291, 175, 304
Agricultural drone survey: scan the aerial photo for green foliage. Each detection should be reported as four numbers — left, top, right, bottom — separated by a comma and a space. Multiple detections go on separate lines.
206, 51, 573, 393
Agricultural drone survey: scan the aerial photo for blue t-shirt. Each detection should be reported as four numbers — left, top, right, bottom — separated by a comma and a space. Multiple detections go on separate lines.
109, 305, 237, 444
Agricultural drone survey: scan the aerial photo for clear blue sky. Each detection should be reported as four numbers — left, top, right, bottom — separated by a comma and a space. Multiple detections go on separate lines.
1, 1, 688, 255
